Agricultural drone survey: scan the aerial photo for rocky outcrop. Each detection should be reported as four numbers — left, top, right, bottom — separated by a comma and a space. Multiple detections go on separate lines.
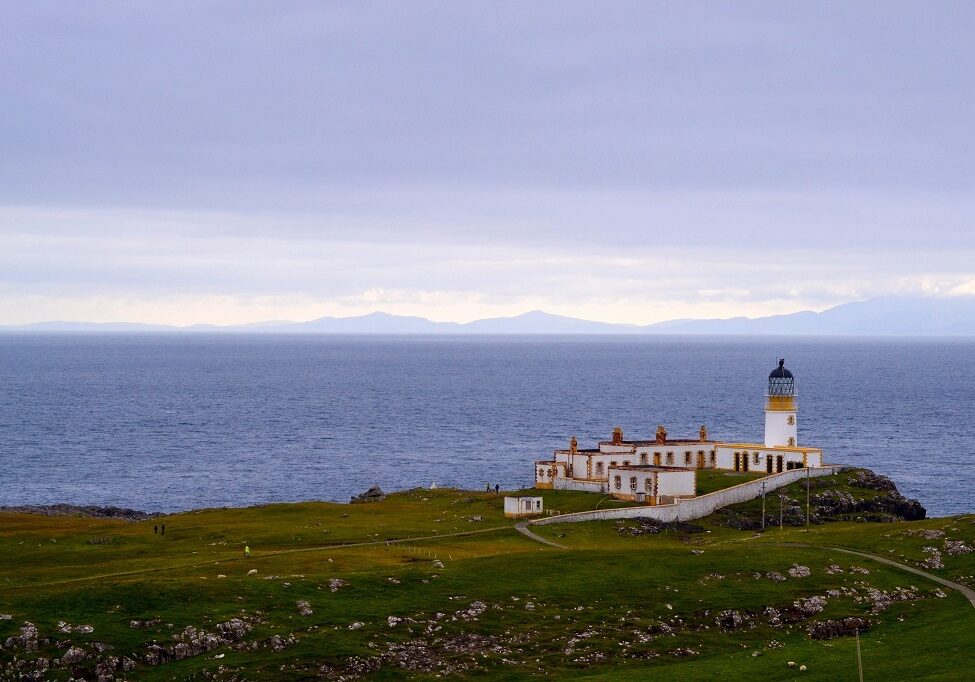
0, 504, 154, 520
351, 486, 385, 504
714, 468, 925, 529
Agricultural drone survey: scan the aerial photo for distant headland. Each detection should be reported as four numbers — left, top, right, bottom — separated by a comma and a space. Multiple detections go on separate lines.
2, 296, 975, 336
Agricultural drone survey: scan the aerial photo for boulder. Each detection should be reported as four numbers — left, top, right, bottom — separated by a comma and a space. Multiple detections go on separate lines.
351, 486, 385, 504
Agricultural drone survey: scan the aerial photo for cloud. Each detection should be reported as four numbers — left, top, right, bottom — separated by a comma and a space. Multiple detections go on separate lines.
1, 3, 974, 323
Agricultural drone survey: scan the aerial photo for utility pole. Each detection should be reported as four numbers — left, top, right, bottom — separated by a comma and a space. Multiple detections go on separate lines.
779, 493, 784, 531
761, 481, 766, 531
805, 465, 811, 532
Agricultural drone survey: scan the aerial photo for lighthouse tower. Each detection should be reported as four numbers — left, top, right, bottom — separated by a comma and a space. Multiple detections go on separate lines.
764, 359, 798, 447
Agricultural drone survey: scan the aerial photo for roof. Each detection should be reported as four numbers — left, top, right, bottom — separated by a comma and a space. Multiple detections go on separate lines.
769, 359, 793, 379
608, 465, 693, 472
597, 440, 711, 446
716, 442, 822, 452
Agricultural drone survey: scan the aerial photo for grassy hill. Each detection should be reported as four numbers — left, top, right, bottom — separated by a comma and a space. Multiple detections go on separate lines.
1, 471, 972, 680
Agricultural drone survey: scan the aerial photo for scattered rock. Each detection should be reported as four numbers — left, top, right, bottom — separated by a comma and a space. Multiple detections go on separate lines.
3, 622, 40, 652
788, 564, 811, 578
247, 569, 258, 576
905, 529, 944, 540
60, 646, 87, 665
794, 596, 827, 616
620, 518, 706, 536
808, 617, 871, 640
296, 600, 314, 616
715, 610, 753, 631
329, 578, 346, 592
670, 647, 699, 657
921, 547, 944, 569
456, 601, 488, 621
129, 618, 161, 629
944, 539, 973, 556
860, 586, 919, 613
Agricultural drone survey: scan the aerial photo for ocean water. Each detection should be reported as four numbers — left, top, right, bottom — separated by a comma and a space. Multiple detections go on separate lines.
0, 334, 971, 516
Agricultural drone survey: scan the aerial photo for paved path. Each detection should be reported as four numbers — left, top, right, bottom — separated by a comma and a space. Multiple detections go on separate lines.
515, 522, 567, 549
780, 542, 975, 610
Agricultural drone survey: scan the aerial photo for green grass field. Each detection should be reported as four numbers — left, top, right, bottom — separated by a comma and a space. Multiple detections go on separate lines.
1, 476, 973, 680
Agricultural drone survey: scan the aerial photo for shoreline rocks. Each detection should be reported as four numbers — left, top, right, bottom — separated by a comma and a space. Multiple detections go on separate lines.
0, 504, 154, 520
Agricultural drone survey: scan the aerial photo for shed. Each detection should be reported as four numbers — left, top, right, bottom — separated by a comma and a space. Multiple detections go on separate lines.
504, 496, 543, 518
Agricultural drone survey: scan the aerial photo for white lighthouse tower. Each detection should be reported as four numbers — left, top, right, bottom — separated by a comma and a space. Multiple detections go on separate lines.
764, 359, 798, 447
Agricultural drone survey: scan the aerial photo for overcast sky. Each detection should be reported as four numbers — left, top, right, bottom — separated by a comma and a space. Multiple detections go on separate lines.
2, 1, 974, 325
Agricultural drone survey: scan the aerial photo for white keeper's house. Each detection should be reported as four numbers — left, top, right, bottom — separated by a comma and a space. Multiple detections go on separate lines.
534, 359, 824, 503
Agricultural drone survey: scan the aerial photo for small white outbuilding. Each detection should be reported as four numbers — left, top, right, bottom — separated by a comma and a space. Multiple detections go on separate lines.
504, 496, 543, 518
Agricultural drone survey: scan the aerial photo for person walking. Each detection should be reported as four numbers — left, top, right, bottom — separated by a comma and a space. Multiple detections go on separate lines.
494, 484, 500, 495
154, 524, 158, 535
161, 523, 165, 536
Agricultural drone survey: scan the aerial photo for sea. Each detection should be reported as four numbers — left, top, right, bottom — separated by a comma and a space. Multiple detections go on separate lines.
0, 334, 972, 517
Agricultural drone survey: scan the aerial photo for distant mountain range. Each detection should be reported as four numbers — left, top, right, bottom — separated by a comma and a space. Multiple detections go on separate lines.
3, 297, 975, 335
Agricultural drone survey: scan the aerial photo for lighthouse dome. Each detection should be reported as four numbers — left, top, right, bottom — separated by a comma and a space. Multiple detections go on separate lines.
768, 359, 795, 396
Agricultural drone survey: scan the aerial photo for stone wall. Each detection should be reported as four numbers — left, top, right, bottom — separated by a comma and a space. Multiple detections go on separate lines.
531, 465, 844, 526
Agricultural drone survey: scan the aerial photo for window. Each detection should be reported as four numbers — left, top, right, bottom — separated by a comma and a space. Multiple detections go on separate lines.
787, 415, 795, 425
710, 451, 716, 463
753, 452, 761, 465
640, 453, 648, 465
595, 462, 604, 476
623, 460, 630, 466
630, 476, 637, 490
614, 475, 622, 490
666, 452, 674, 465
684, 451, 692, 464
536, 500, 541, 510
610, 461, 617, 467
788, 437, 795, 446
645, 478, 653, 491
538, 468, 544, 478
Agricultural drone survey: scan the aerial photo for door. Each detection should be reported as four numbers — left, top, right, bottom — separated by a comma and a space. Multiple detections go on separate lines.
766, 455, 773, 473
734, 453, 740, 471
776, 455, 784, 473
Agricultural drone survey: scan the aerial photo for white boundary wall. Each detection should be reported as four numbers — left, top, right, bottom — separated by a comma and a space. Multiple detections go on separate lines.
530, 465, 845, 526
